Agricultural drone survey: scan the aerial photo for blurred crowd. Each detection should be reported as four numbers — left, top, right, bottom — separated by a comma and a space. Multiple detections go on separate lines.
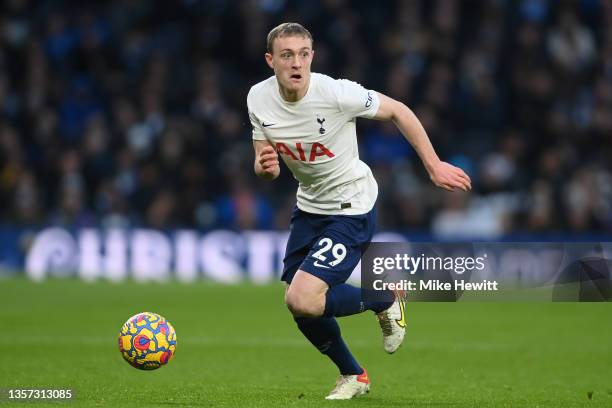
0, 0, 611, 237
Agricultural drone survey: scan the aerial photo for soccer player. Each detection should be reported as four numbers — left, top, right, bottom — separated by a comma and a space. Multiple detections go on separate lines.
248, 23, 471, 400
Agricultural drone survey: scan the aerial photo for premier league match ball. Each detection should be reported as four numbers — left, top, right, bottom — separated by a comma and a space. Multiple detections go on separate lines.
118, 312, 177, 370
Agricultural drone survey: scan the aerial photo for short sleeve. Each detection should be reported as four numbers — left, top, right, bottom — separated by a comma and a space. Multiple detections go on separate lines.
336, 79, 380, 119
248, 109, 266, 141
247, 87, 266, 141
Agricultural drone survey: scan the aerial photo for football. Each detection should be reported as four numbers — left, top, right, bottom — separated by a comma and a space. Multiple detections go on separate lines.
118, 312, 177, 370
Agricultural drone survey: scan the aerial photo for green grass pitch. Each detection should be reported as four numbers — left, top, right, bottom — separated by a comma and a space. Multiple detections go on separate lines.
1, 278, 610, 407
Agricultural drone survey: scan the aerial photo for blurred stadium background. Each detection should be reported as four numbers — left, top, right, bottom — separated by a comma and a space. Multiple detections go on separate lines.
1, 0, 611, 279
0, 0, 610, 282
1, 2, 611, 407
0, 0, 610, 230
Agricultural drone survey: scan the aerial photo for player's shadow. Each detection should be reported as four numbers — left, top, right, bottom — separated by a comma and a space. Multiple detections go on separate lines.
349, 395, 460, 407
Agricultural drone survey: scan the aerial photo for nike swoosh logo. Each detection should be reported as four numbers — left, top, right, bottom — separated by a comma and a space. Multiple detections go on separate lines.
395, 293, 406, 328
262, 122, 276, 128
313, 261, 330, 269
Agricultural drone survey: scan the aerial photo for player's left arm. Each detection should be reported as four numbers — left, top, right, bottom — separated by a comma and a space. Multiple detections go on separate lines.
373, 92, 471, 192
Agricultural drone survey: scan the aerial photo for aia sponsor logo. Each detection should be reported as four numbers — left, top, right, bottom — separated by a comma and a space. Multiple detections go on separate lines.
276, 142, 334, 162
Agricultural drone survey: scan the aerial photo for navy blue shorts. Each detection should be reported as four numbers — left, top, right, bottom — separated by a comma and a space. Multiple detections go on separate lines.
281, 206, 377, 287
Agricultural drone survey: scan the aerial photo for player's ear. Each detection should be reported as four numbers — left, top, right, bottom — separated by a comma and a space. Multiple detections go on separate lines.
265, 52, 274, 69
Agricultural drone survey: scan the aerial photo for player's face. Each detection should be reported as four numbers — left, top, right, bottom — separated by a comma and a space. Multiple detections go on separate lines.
266, 35, 314, 96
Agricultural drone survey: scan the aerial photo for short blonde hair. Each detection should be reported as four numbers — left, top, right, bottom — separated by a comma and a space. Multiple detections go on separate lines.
266, 23, 313, 53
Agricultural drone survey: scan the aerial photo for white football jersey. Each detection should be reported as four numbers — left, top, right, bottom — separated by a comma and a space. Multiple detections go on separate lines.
247, 73, 380, 215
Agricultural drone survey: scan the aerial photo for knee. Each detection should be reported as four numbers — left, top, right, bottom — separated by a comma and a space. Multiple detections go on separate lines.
285, 287, 325, 317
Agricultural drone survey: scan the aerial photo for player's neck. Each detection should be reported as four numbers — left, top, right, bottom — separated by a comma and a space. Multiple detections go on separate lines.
279, 76, 310, 103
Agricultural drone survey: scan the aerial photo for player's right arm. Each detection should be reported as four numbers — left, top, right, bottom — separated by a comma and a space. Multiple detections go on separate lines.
248, 87, 279, 181
254, 140, 280, 181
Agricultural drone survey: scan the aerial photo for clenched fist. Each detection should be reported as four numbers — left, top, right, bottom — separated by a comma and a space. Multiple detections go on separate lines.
256, 145, 280, 180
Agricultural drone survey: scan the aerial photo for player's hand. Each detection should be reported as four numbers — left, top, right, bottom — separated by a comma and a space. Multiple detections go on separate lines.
258, 146, 280, 179
428, 161, 471, 192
